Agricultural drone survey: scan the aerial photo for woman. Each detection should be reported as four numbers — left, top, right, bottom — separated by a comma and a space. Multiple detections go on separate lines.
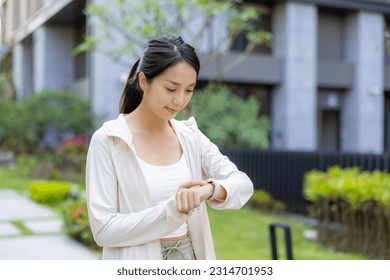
86, 35, 253, 260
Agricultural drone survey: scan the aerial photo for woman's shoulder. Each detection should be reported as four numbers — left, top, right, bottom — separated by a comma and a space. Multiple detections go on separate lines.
89, 117, 120, 143
171, 116, 198, 134
92, 115, 128, 139
89, 126, 110, 147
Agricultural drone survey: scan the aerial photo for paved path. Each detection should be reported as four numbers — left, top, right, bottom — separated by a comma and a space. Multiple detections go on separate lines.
0, 189, 99, 259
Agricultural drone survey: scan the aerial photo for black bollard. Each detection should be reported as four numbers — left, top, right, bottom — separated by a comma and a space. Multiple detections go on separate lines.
269, 222, 293, 260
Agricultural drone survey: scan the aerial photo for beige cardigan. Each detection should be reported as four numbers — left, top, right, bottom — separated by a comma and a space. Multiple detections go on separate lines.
86, 114, 253, 259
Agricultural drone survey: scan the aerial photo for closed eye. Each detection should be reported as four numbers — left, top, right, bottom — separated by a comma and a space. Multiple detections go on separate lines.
166, 88, 176, 92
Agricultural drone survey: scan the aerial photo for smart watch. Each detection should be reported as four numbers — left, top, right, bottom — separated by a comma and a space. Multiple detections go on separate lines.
206, 178, 221, 200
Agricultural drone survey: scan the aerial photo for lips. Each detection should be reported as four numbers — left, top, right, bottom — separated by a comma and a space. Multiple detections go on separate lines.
166, 107, 178, 114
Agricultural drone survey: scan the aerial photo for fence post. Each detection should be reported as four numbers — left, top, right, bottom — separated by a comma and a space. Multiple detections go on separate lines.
269, 222, 293, 260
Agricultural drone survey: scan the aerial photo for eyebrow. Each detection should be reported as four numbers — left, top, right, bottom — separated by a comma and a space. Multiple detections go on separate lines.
165, 79, 196, 87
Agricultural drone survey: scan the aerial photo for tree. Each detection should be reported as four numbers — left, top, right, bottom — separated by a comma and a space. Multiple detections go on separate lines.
75, 0, 271, 73
76, 0, 271, 148
177, 85, 269, 148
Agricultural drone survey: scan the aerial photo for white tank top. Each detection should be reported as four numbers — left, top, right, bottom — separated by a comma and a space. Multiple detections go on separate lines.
136, 153, 191, 238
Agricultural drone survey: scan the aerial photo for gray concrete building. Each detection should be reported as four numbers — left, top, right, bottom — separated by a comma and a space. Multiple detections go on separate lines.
1, 0, 390, 154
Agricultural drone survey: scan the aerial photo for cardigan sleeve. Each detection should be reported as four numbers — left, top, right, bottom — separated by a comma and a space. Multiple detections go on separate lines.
86, 128, 188, 248
194, 123, 254, 210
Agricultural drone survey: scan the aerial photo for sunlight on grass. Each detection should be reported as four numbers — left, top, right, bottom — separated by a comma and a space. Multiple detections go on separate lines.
208, 207, 368, 260
0, 166, 30, 192
10, 220, 34, 236
0, 155, 36, 192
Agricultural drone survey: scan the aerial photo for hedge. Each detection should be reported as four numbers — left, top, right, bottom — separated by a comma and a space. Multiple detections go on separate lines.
303, 166, 390, 259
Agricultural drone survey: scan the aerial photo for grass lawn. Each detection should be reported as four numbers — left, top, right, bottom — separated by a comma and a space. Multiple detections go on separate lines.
208, 207, 368, 260
0, 163, 31, 192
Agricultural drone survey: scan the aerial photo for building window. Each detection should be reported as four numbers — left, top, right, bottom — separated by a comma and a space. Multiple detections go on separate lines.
227, 83, 271, 116
318, 89, 343, 152
317, 7, 345, 61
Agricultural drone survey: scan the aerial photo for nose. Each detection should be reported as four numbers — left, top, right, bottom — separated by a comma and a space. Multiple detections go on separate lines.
172, 92, 185, 107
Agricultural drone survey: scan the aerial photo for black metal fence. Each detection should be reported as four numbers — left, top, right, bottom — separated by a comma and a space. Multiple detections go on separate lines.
220, 148, 390, 213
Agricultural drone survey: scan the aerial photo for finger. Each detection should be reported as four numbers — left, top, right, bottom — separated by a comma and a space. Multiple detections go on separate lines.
179, 180, 207, 189
181, 190, 188, 213
190, 188, 202, 208
176, 190, 183, 213
193, 191, 201, 208
187, 190, 194, 211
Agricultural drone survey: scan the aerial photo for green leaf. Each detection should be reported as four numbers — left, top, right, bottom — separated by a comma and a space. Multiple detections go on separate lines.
72, 36, 101, 56
85, 3, 107, 16
143, 25, 153, 35
246, 31, 272, 47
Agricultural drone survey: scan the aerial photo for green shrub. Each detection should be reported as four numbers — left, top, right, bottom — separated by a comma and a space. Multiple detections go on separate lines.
2, 89, 96, 153
28, 180, 73, 204
303, 166, 390, 208
248, 189, 285, 213
0, 73, 14, 100
0, 95, 18, 150
16, 154, 37, 171
54, 134, 89, 184
60, 198, 99, 250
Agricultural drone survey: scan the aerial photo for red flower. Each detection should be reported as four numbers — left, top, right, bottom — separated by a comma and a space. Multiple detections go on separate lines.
71, 207, 86, 219
59, 134, 90, 155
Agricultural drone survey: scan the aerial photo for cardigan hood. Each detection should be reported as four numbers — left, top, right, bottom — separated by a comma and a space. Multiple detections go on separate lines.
101, 114, 197, 150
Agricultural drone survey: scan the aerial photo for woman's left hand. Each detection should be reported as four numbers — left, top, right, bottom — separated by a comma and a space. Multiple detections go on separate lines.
175, 181, 213, 214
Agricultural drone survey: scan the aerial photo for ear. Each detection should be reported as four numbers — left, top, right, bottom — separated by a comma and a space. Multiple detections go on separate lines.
138, 72, 148, 92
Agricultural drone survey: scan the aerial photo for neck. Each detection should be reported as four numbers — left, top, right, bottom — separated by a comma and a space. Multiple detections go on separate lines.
126, 103, 171, 133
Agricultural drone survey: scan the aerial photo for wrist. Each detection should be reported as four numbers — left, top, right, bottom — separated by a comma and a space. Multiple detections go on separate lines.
206, 183, 214, 199
206, 179, 221, 200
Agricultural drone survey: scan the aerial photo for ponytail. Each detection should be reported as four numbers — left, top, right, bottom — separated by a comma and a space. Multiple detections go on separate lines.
119, 59, 143, 114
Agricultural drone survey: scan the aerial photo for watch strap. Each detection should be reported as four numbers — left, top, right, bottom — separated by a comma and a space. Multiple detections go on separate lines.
207, 179, 221, 200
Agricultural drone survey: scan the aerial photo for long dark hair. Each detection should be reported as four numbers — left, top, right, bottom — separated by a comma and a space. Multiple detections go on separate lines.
119, 35, 200, 114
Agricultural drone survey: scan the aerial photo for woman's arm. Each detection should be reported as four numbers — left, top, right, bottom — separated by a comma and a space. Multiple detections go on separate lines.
198, 130, 254, 210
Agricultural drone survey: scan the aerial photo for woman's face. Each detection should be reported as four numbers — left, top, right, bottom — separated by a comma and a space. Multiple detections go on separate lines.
139, 61, 197, 120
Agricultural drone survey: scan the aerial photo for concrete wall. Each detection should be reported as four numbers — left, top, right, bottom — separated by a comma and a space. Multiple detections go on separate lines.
33, 25, 75, 92
341, 11, 384, 154
89, 50, 128, 123
12, 37, 33, 98
271, 2, 318, 151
